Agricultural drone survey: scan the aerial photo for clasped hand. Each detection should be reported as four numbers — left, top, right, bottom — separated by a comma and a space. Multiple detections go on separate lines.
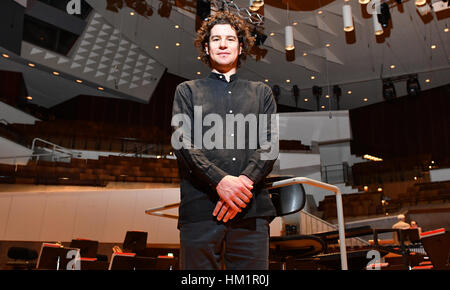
213, 175, 254, 223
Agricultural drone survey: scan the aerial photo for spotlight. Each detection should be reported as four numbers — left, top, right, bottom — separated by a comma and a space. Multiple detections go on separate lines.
382, 80, 396, 101
293, 85, 300, 107
333, 85, 342, 97
158, 0, 172, 18
253, 28, 267, 46
377, 3, 391, 28
333, 85, 342, 110
196, 0, 211, 21
313, 85, 322, 111
272, 85, 280, 103
406, 76, 421, 96
312, 85, 322, 97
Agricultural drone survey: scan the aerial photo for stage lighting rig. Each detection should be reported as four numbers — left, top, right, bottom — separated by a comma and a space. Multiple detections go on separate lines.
197, 0, 211, 21
272, 85, 280, 103
382, 80, 396, 101
377, 3, 391, 28
406, 76, 421, 96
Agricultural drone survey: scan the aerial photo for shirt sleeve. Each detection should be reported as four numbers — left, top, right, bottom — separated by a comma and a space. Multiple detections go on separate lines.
240, 84, 279, 185
172, 82, 228, 188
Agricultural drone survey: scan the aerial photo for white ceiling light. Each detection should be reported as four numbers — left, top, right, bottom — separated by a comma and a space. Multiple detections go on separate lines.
415, 0, 427, 6
249, 0, 260, 11
252, 0, 264, 8
359, 0, 370, 4
416, 3, 431, 16
373, 14, 383, 36
342, 4, 354, 32
285, 26, 295, 51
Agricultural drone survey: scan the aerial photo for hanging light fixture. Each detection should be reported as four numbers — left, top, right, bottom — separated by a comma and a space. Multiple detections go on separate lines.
415, 0, 427, 6
253, 0, 264, 8
249, 0, 259, 12
359, 0, 370, 4
342, 4, 354, 32
285, 26, 295, 50
373, 14, 383, 35
416, 3, 431, 16
285, 1, 294, 51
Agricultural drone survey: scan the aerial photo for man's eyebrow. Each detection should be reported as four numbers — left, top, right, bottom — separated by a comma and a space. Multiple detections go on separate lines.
210, 35, 237, 38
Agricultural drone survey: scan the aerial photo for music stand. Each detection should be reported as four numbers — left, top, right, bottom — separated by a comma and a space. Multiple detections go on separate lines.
123, 231, 148, 254
69, 239, 99, 258
36, 243, 80, 270
108, 253, 158, 270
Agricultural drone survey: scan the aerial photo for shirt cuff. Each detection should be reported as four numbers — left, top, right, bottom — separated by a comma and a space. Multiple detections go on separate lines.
240, 162, 262, 185
206, 165, 228, 188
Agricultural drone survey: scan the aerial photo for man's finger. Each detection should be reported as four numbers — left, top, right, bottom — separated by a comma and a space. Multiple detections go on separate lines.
240, 179, 253, 189
237, 191, 250, 203
239, 175, 254, 189
223, 208, 239, 223
229, 209, 238, 220
240, 185, 253, 199
224, 198, 241, 213
223, 210, 233, 223
217, 203, 229, 221
213, 199, 224, 216
232, 195, 247, 208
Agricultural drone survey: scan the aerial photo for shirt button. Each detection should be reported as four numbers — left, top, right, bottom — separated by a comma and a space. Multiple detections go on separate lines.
229, 110, 233, 113
231, 133, 234, 137
232, 157, 236, 161
219, 76, 223, 79
228, 91, 232, 94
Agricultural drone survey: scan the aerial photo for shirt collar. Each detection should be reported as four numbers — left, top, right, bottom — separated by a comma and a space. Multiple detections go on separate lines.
208, 71, 238, 83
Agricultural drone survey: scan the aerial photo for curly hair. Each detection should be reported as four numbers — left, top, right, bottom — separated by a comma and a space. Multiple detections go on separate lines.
194, 11, 255, 69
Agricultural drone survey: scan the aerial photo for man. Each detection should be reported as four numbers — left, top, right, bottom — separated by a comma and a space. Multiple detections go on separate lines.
171, 11, 278, 270
392, 214, 410, 244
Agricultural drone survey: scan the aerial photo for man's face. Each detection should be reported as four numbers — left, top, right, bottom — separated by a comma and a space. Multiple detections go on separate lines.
205, 24, 242, 71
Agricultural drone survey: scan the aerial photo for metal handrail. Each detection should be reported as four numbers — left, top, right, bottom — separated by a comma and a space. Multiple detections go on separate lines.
0, 153, 55, 160
119, 142, 159, 157
0, 153, 57, 167
31, 138, 81, 158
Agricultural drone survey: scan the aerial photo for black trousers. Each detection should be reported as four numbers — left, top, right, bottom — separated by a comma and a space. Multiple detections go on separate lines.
179, 217, 270, 270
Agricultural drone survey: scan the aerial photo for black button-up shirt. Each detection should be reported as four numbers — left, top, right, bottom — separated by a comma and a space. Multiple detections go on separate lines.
172, 72, 278, 227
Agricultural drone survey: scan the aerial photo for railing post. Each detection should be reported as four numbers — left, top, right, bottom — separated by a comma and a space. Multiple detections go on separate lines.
335, 188, 348, 270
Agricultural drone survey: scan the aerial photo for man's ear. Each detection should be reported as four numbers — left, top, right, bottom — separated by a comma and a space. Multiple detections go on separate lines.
204, 44, 209, 55
239, 43, 243, 55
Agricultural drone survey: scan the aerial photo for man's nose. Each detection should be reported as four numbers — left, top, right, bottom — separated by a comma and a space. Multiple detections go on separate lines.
219, 39, 228, 48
